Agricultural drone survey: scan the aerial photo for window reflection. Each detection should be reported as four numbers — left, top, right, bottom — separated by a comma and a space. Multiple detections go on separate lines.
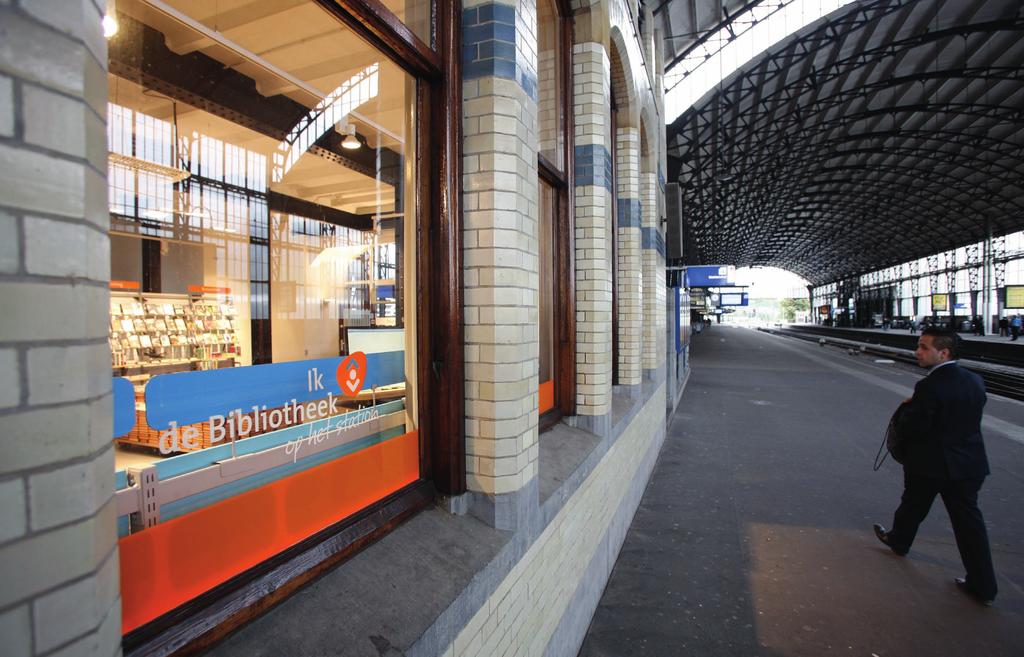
108, 0, 419, 458
537, 0, 563, 170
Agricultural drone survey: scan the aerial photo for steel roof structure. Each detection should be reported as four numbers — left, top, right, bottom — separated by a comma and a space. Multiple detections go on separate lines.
657, 0, 1024, 285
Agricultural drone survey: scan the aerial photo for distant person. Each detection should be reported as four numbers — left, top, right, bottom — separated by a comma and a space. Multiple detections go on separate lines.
1011, 315, 1021, 341
908, 318, 917, 334
873, 327, 996, 606
998, 316, 1009, 337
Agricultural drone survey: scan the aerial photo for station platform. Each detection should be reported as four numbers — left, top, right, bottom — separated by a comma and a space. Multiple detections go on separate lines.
580, 325, 1024, 657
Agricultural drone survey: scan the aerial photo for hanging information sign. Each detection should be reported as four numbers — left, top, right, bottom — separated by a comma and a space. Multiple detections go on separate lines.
1005, 285, 1024, 308
685, 265, 735, 287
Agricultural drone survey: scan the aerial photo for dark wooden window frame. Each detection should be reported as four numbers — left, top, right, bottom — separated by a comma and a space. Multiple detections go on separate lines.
537, 0, 576, 432
610, 94, 620, 387
121, 0, 463, 652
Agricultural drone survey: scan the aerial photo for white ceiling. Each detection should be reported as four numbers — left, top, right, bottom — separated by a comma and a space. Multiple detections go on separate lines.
113, 0, 412, 216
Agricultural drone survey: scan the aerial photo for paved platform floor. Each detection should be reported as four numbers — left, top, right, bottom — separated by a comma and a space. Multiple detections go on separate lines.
579, 325, 1024, 657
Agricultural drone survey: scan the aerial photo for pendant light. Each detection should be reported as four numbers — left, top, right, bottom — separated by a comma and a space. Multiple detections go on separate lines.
337, 122, 361, 150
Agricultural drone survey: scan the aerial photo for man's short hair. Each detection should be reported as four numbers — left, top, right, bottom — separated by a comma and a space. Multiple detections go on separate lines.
922, 326, 960, 358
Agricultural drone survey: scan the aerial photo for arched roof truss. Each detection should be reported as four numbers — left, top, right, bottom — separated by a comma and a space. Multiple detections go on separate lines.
660, 0, 1024, 285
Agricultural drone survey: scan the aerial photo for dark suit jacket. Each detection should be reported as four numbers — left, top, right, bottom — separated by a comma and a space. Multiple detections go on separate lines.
895, 362, 990, 479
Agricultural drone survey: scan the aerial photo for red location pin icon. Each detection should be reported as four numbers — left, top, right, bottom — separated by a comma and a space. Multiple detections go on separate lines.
337, 352, 367, 398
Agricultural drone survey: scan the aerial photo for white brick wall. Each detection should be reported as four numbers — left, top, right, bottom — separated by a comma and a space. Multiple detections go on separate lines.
0, 606, 33, 657
463, 0, 541, 497
28, 449, 115, 532
445, 385, 666, 657
0, 210, 18, 273
25, 216, 110, 280
0, 74, 14, 138
0, 347, 19, 408
642, 171, 664, 371
442, 2, 670, 653
615, 127, 643, 385
572, 43, 612, 415
32, 550, 119, 653
0, 3, 120, 656
0, 477, 28, 543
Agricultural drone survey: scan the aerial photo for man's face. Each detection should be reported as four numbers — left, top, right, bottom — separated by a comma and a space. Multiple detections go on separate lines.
915, 335, 950, 368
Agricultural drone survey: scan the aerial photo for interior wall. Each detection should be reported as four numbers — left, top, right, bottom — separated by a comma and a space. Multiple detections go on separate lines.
159, 240, 204, 294
110, 234, 142, 282
271, 258, 340, 363
271, 316, 340, 363
201, 241, 253, 367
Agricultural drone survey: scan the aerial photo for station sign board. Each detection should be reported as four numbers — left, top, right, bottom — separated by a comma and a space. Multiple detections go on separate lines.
719, 292, 749, 306
931, 293, 949, 312
818, 305, 830, 316
1005, 285, 1024, 309
685, 265, 734, 287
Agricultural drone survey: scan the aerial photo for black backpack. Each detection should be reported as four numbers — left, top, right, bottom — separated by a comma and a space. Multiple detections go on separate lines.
874, 403, 909, 470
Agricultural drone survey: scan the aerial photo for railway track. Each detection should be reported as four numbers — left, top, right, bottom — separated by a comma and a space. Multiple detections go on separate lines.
759, 326, 1024, 402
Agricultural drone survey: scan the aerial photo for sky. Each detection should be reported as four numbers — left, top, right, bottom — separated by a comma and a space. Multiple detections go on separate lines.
665, 0, 857, 123
731, 266, 809, 299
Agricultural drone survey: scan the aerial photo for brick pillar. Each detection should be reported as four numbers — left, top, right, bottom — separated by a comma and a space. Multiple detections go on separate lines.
615, 127, 642, 386
570, 42, 612, 431
0, 3, 121, 656
642, 170, 665, 376
462, 0, 540, 529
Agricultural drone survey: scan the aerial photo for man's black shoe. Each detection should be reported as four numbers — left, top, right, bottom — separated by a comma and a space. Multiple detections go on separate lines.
873, 523, 907, 556
955, 577, 994, 607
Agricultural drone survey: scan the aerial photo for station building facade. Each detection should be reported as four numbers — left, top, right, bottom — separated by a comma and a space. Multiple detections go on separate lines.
0, 0, 680, 654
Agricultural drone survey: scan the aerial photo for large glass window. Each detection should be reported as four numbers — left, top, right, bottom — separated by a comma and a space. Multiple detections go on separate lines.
536, 0, 571, 419
107, 0, 421, 634
382, 0, 432, 44
537, 0, 564, 169
538, 179, 556, 398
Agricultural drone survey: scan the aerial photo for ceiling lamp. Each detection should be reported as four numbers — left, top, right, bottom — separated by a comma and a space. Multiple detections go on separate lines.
103, 0, 118, 37
336, 122, 361, 150
109, 153, 190, 182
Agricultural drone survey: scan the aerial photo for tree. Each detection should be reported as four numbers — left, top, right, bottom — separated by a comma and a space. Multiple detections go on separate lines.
779, 297, 809, 322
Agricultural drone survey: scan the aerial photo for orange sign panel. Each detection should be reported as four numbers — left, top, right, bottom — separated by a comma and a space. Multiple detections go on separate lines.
118, 430, 419, 633
539, 380, 555, 415
187, 285, 231, 295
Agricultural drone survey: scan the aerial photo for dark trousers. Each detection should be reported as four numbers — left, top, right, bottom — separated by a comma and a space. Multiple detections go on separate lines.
888, 473, 997, 600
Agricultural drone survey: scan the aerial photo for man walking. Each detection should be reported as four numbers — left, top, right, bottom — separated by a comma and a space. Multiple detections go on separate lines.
1011, 315, 1021, 341
873, 327, 997, 605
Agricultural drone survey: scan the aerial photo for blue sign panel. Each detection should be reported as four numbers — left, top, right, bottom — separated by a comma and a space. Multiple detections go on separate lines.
113, 377, 137, 437
685, 265, 734, 287
674, 287, 682, 353
145, 353, 404, 430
